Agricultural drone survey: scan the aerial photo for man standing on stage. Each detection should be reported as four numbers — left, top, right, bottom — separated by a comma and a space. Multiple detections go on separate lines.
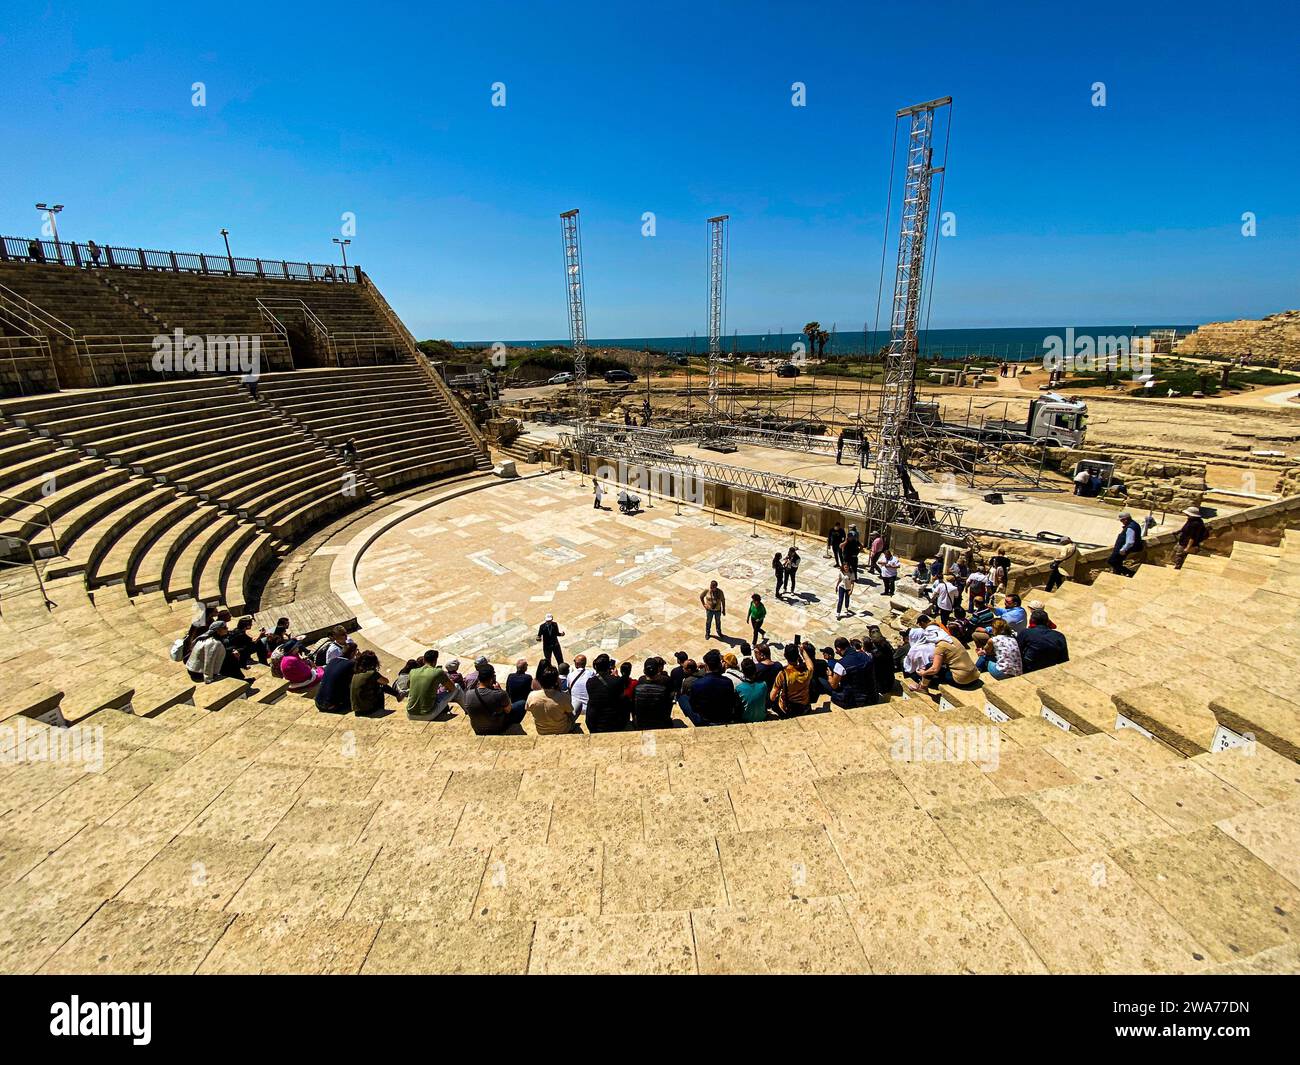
537, 613, 565, 666
700, 580, 727, 640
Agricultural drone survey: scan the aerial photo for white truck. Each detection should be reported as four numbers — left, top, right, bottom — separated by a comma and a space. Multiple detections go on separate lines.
1023, 393, 1088, 447
913, 392, 1088, 448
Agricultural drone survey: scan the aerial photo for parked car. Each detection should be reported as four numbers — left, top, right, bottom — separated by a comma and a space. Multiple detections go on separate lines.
548, 372, 574, 385
776, 362, 801, 378
603, 368, 638, 383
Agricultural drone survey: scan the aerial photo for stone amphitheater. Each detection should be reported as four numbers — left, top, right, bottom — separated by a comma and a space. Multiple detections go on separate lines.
1, 246, 1298, 975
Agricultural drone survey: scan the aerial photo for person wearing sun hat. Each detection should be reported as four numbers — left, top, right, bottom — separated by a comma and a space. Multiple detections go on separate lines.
1173, 506, 1208, 569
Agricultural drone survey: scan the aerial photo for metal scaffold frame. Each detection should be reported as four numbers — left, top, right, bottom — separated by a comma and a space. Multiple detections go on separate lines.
875, 96, 949, 504
560, 209, 588, 434
707, 215, 728, 420
562, 427, 965, 533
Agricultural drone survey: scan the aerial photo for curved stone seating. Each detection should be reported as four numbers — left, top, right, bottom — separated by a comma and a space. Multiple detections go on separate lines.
0, 527, 1297, 974
255, 365, 487, 491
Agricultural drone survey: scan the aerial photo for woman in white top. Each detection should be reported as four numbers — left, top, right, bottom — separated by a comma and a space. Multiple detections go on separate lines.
902, 629, 935, 678
835, 564, 855, 617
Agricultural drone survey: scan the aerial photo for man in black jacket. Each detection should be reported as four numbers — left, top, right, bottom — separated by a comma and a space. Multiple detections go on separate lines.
1016, 610, 1069, 673
632, 657, 675, 730
829, 637, 877, 708
1108, 511, 1144, 576
686, 649, 741, 726
537, 614, 565, 665
584, 654, 629, 733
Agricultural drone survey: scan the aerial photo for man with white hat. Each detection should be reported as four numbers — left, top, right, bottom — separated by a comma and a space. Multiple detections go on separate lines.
537, 613, 566, 666
1173, 506, 1208, 570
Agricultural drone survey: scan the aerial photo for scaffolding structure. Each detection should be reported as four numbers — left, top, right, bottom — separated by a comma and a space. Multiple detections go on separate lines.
545, 96, 1057, 543
874, 96, 949, 505
707, 215, 728, 420
562, 426, 965, 532
560, 209, 588, 431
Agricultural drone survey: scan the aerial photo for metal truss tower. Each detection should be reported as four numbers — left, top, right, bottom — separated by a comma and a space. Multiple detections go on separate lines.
874, 97, 950, 504
707, 215, 728, 419
560, 209, 588, 428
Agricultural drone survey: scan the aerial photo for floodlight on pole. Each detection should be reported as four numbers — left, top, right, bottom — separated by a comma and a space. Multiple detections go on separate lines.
332, 237, 351, 272
219, 228, 234, 274
35, 203, 64, 244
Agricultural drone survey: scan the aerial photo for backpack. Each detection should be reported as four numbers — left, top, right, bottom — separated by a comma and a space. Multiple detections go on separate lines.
169, 637, 185, 662
313, 642, 331, 666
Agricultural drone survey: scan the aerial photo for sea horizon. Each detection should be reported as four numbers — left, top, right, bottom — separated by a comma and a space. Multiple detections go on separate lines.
452, 324, 1198, 361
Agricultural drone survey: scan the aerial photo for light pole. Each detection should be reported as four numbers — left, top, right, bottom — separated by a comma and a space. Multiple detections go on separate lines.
332, 237, 351, 275
219, 228, 233, 274
35, 203, 64, 260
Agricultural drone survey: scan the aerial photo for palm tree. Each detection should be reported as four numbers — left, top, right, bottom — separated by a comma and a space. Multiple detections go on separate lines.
802, 321, 821, 360
816, 329, 830, 359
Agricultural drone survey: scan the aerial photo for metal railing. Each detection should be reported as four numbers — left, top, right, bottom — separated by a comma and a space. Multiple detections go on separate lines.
333, 331, 398, 366
257, 296, 330, 365
0, 281, 77, 342
256, 297, 396, 367
0, 491, 62, 557
0, 334, 58, 394
1, 235, 358, 283
74, 335, 158, 385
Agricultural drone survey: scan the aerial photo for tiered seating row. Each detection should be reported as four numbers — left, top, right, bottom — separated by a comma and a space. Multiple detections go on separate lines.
255, 364, 489, 490
0, 668, 1295, 974
933, 534, 1300, 768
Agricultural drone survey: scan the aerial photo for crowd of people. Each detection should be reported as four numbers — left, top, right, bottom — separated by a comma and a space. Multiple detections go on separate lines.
171, 533, 1075, 736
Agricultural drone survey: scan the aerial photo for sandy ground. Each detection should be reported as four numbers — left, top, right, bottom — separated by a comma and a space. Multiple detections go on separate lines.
506, 373, 1300, 466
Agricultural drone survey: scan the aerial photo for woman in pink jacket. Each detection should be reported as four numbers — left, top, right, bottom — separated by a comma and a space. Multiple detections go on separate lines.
278, 640, 324, 691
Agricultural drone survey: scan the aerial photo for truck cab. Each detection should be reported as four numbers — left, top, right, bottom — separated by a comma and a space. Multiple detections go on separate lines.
1027, 393, 1087, 447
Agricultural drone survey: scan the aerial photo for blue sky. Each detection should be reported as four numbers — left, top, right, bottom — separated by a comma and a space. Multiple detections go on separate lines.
1, 0, 1296, 340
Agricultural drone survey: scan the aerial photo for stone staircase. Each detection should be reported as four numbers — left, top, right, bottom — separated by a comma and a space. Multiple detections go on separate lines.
495, 433, 546, 464
0, 527, 1296, 973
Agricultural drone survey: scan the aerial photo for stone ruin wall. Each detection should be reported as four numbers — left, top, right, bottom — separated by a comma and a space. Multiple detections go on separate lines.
1176, 310, 1300, 369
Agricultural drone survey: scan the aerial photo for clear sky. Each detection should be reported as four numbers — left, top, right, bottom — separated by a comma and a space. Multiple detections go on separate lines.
1, 0, 1296, 341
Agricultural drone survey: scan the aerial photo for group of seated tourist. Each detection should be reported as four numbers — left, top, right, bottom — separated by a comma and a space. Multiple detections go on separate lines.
172, 548, 1068, 735
900, 599, 1068, 694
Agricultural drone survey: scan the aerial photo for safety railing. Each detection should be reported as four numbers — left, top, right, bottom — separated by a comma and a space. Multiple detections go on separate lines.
0, 334, 58, 395
74, 335, 159, 386
333, 331, 399, 366
0, 281, 77, 342
0, 490, 62, 557
1, 235, 358, 283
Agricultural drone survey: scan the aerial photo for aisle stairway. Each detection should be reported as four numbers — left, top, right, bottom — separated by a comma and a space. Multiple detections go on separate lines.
0, 530, 1296, 974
